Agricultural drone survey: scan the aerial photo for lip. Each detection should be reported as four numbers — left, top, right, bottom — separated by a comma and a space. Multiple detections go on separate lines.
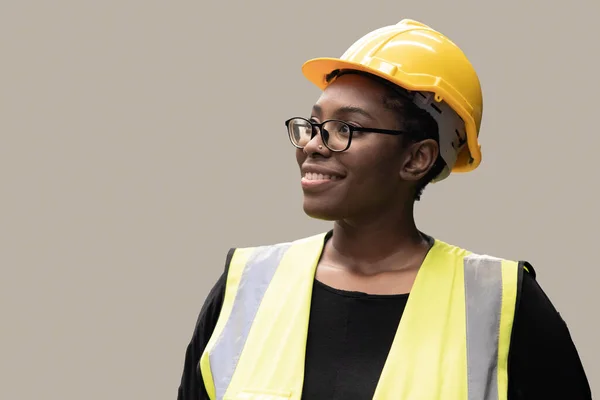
300, 177, 341, 191
300, 164, 346, 179
300, 164, 346, 192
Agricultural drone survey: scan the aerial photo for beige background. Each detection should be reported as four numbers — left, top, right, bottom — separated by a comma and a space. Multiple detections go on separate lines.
1, 0, 598, 399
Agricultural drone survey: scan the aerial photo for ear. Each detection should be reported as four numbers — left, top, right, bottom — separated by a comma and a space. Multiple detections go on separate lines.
399, 139, 439, 182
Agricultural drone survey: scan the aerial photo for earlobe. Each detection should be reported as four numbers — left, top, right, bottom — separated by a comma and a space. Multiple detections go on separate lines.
399, 140, 438, 182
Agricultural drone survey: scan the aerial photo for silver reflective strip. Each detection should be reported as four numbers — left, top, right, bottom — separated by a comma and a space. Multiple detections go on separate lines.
209, 242, 292, 400
464, 254, 504, 400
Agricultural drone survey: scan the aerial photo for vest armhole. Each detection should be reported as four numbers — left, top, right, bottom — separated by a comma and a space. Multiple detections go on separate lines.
515, 262, 525, 320
224, 247, 236, 276
214, 247, 236, 337
215, 247, 236, 325
514, 261, 537, 326
514, 260, 536, 323
506, 260, 531, 394
521, 261, 536, 280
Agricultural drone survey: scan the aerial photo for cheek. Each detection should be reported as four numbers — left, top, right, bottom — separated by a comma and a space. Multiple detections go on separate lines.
345, 141, 401, 188
350, 162, 398, 196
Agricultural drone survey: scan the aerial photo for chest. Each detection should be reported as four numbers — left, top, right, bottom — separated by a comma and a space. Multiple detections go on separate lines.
302, 282, 408, 399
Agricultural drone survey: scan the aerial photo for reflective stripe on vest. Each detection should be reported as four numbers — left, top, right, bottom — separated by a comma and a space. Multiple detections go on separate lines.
208, 242, 292, 400
200, 233, 519, 400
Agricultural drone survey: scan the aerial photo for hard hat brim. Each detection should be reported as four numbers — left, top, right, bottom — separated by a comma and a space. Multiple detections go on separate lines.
302, 57, 415, 91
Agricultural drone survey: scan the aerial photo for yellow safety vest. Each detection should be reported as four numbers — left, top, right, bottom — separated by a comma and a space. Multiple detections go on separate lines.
200, 232, 523, 400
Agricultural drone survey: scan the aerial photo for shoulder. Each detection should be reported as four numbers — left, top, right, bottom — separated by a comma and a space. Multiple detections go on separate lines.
436, 237, 568, 332
431, 239, 591, 395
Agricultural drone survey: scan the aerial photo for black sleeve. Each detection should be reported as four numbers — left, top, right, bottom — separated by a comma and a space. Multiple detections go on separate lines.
508, 265, 592, 399
177, 250, 231, 400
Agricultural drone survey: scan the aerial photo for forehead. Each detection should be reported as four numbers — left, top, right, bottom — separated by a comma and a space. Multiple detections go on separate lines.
313, 74, 389, 114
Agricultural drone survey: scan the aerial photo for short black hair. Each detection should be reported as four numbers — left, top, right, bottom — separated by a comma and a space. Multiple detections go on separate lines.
327, 69, 446, 201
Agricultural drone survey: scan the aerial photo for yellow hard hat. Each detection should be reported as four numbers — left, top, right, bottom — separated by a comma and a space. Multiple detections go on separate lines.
302, 19, 483, 179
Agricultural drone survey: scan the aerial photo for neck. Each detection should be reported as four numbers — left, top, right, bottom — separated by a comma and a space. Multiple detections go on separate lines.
326, 202, 430, 275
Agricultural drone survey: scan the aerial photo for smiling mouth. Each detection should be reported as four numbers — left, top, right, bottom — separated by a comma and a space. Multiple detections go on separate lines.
303, 172, 343, 181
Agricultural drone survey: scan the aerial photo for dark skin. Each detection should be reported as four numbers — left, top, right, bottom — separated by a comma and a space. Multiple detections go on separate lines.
295, 74, 440, 295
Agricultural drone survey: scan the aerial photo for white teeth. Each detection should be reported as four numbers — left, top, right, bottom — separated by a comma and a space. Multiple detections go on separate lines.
304, 172, 341, 181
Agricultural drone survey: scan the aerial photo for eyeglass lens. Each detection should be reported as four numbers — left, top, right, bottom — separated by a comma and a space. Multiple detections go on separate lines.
288, 118, 350, 151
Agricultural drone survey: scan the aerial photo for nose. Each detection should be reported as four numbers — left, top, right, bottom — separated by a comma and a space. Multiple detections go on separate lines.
303, 128, 329, 155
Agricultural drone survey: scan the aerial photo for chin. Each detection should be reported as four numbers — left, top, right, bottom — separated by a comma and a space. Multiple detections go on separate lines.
302, 199, 346, 221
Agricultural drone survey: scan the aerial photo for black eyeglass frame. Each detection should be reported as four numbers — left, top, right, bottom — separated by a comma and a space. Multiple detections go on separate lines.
284, 117, 412, 152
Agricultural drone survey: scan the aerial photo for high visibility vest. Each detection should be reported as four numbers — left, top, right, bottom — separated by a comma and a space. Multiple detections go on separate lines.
200, 232, 524, 400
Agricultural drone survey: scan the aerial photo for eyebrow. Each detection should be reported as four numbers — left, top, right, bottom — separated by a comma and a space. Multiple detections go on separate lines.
311, 104, 374, 120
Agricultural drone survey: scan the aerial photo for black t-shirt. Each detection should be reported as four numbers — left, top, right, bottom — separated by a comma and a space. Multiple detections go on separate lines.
177, 236, 592, 399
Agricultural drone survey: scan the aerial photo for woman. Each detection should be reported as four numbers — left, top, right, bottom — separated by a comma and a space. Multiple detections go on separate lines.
178, 19, 591, 400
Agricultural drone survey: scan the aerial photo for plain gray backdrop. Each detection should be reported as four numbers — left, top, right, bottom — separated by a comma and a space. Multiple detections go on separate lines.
1, 1, 598, 399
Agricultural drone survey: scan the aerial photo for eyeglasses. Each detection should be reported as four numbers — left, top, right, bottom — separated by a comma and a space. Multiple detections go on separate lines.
285, 117, 410, 152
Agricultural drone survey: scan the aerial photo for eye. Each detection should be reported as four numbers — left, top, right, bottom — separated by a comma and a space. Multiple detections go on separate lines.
339, 124, 351, 134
